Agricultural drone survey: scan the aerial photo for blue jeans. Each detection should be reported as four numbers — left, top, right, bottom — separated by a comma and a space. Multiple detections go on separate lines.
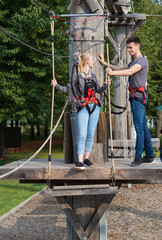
77, 103, 100, 154
130, 99, 153, 159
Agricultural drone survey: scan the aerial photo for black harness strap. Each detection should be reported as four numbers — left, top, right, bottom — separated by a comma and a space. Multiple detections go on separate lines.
85, 103, 97, 115
104, 92, 127, 114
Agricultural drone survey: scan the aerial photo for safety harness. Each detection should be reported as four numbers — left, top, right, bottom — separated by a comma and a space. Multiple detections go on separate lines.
128, 83, 147, 106
71, 56, 99, 115
78, 74, 99, 114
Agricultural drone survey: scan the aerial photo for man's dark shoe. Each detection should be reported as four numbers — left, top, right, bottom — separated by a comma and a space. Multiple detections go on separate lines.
75, 161, 85, 170
131, 156, 143, 167
142, 156, 155, 164
84, 159, 93, 167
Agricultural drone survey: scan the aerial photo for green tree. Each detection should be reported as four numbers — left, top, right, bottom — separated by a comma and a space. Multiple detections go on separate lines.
133, 0, 162, 117
0, 0, 70, 155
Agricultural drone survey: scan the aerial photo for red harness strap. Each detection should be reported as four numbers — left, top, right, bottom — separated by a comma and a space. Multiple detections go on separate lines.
78, 88, 98, 107
128, 83, 147, 105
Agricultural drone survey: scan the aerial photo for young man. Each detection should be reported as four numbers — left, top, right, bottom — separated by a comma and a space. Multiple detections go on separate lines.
98, 36, 154, 167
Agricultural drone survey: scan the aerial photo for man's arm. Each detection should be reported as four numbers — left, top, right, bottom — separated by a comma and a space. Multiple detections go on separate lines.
109, 64, 129, 71
106, 64, 142, 76
98, 52, 128, 70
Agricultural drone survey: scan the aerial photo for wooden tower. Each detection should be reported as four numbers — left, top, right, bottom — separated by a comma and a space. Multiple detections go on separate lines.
67, 0, 147, 161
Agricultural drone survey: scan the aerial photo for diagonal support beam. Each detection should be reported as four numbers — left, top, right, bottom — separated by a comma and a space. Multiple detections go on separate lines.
84, 194, 116, 238
56, 196, 85, 240
107, 30, 119, 53
112, 21, 143, 64
56, 190, 118, 239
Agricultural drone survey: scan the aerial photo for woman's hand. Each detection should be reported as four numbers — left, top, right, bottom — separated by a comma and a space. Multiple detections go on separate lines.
51, 78, 57, 87
98, 52, 106, 65
107, 78, 111, 85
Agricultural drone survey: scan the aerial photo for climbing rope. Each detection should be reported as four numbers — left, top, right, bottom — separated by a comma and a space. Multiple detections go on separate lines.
0, 98, 69, 180
104, 19, 116, 186
47, 19, 55, 186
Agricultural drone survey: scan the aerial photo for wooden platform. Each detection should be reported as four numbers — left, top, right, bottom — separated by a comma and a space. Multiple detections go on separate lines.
0, 158, 161, 182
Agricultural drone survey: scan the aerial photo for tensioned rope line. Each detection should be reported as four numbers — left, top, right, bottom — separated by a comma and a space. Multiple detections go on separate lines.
0, 27, 70, 58
54, 15, 104, 22
0, 97, 69, 180
105, 19, 116, 186
32, 0, 50, 14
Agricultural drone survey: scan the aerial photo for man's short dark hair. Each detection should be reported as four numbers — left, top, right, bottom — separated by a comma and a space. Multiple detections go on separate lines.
126, 37, 141, 45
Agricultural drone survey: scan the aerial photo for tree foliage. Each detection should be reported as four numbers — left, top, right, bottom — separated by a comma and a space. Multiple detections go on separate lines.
0, 0, 70, 127
132, 0, 162, 116
0, 0, 161, 125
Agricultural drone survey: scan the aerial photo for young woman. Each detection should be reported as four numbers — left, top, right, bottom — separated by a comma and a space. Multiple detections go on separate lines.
51, 53, 111, 169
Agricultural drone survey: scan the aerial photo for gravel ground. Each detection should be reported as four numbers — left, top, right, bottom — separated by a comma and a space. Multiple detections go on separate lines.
0, 184, 162, 240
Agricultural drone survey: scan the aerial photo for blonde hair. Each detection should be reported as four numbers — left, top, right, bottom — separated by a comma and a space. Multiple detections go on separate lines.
78, 53, 90, 73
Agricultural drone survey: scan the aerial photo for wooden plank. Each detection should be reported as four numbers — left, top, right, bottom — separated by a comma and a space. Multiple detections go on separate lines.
45, 186, 118, 197
53, 184, 110, 190
108, 138, 160, 147
1, 158, 162, 181
105, 0, 130, 7
115, 5, 124, 14
110, 13, 147, 20
107, 4, 116, 13
67, 0, 80, 13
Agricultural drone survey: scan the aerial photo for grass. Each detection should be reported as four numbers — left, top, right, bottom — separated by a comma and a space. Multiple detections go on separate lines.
4, 145, 64, 164
0, 180, 45, 216
0, 126, 64, 217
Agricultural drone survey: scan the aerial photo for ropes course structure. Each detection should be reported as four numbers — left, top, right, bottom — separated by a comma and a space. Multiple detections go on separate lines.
0, 2, 161, 240
0, 0, 161, 182
0, 4, 109, 181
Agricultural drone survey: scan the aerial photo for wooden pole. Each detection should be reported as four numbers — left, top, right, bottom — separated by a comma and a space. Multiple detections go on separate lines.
113, 25, 131, 141
67, 1, 107, 239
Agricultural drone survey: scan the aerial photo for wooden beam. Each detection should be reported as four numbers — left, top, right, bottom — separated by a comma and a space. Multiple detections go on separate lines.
45, 185, 118, 196
105, 0, 131, 7
110, 13, 146, 20
1, 158, 162, 181
108, 138, 160, 148
107, 4, 116, 13
85, 194, 116, 238
67, 0, 81, 13
85, 0, 99, 13
115, 5, 124, 14
56, 196, 85, 240
112, 20, 144, 64
53, 184, 111, 190
107, 30, 119, 53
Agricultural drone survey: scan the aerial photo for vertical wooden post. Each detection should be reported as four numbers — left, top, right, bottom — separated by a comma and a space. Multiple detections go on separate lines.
67, 1, 108, 239
67, 194, 116, 240
69, 0, 105, 96
113, 25, 131, 142
64, 112, 73, 163
68, 0, 105, 159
